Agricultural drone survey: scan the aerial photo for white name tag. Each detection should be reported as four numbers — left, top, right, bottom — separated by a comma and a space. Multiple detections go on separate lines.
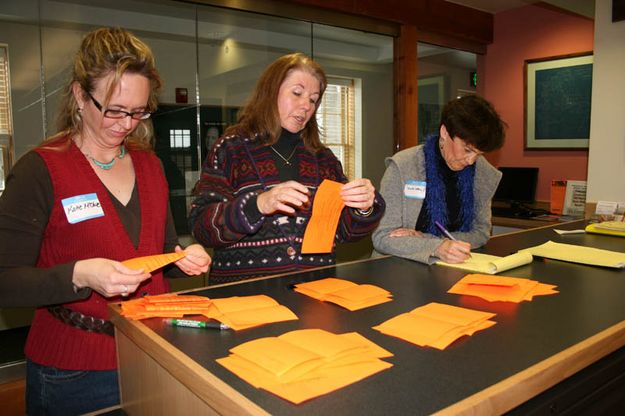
404, 180, 426, 199
62, 193, 105, 224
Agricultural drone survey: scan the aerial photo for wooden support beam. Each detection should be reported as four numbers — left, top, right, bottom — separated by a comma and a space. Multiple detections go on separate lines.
394, 25, 418, 152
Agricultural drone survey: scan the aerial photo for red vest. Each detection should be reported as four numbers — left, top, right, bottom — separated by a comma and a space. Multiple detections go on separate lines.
25, 139, 169, 370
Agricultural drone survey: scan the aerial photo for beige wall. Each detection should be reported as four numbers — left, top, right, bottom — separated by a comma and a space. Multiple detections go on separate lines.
587, 0, 625, 203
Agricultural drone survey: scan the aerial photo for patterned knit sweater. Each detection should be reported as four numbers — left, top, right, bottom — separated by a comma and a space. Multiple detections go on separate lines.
189, 133, 385, 283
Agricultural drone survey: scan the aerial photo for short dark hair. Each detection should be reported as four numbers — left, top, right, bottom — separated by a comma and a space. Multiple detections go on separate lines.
440, 95, 506, 152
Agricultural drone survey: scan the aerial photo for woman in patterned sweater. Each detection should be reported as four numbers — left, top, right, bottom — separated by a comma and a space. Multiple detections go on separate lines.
189, 53, 385, 283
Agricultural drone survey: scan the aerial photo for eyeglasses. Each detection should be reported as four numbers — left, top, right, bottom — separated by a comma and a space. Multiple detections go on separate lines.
86, 91, 152, 120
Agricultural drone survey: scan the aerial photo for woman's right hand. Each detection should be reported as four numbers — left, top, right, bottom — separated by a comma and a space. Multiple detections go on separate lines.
434, 239, 472, 263
72, 258, 152, 298
256, 180, 310, 215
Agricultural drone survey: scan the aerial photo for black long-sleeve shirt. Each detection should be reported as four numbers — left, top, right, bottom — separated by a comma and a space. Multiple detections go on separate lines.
0, 152, 182, 308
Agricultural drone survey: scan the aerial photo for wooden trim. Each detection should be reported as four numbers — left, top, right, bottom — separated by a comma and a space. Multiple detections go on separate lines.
394, 25, 418, 152
185, 0, 399, 36
0, 378, 25, 416
178, 0, 492, 46
435, 319, 625, 415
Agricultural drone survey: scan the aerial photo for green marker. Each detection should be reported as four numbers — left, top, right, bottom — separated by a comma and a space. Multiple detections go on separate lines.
165, 318, 230, 330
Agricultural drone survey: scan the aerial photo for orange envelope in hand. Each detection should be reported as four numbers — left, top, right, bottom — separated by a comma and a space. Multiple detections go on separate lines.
301, 179, 345, 254
122, 252, 186, 273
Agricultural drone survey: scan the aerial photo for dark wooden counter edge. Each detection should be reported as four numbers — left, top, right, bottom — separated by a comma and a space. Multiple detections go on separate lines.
109, 304, 269, 415
109, 219, 594, 415
435, 320, 625, 415
107, 259, 372, 416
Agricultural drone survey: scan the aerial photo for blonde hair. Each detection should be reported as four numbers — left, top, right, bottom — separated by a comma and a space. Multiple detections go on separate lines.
47, 27, 162, 150
225, 52, 327, 152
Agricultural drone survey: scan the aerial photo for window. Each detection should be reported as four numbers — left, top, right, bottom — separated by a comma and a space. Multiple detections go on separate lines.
169, 128, 191, 148
0, 44, 11, 136
317, 77, 356, 179
0, 44, 13, 191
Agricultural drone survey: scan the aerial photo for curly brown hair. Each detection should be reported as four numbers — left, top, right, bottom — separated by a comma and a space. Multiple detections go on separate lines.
45, 27, 162, 150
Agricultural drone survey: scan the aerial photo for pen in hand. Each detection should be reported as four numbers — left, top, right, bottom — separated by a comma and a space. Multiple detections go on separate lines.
434, 221, 472, 258
165, 318, 230, 330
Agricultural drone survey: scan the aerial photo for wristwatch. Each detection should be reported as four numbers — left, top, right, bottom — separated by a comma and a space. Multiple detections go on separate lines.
355, 206, 374, 217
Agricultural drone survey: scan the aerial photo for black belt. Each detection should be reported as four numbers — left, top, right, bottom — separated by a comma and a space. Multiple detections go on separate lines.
47, 305, 114, 337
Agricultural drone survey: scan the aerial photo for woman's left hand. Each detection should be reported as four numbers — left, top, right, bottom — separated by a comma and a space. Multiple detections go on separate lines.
174, 244, 211, 275
389, 228, 423, 238
341, 178, 375, 211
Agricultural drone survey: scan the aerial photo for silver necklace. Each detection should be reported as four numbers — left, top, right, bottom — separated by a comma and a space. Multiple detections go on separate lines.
269, 145, 297, 166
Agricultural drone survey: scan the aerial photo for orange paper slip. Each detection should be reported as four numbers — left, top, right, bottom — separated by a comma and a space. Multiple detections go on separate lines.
301, 179, 345, 254
447, 274, 558, 302
294, 277, 392, 311
373, 302, 496, 350
122, 251, 186, 273
202, 294, 298, 331
120, 293, 212, 320
217, 328, 393, 404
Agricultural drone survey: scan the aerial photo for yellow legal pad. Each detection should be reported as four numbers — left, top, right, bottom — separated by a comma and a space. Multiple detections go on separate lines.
202, 294, 298, 331
216, 328, 393, 404
373, 302, 496, 350
520, 240, 625, 268
122, 251, 186, 273
447, 274, 558, 303
435, 251, 533, 274
294, 277, 392, 311
585, 221, 625, 237
301, 179, 345, 254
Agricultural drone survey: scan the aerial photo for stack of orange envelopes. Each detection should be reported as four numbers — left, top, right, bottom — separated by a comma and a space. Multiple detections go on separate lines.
294, 277, 392, 311
217, 328, 393, 404
301, 179, 345, 254
202, 294, 298, 331
120, 293, 212, 320
122, 252, 186, 273
447, 274, 558, 302
373, 302, 496, 350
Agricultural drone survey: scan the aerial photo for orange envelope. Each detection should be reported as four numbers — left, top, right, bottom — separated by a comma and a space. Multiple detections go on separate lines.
448, 274, 558, 302
120, 293, 212, 320
301, 179, 345, 254
294, 278, 392, 311
201, 294, 298, 331
217, 328, 393, 404
122, 251, 186, 273
373, 302, 496, 350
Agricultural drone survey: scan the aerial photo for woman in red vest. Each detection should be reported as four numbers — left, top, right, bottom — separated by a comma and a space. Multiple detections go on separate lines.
0, 27, 210, 415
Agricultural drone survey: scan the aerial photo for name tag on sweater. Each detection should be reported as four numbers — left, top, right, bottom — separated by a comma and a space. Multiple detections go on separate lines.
62, 193, 105, 224
404, 180, 426, 199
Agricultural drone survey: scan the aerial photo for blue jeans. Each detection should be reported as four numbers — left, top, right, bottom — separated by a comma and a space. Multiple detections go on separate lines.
26, 360, 120, 416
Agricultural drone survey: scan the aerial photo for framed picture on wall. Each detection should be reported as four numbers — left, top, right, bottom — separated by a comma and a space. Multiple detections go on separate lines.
417, 75, 447, 144
525, 52, 593, 149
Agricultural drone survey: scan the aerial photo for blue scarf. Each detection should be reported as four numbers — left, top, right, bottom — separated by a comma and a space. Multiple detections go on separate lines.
422, 134, 475, 236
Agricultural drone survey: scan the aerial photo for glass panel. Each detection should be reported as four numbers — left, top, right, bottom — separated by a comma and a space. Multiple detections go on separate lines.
38, 0, 197, 233
0, 0, 43, 160
417, 42, 477, 143
312, 23, 393, 183
1, 0, 395, 235
196, 7, 312, 163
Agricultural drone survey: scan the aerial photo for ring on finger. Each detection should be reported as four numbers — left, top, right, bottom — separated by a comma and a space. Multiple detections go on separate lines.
121, 285, 128, 297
